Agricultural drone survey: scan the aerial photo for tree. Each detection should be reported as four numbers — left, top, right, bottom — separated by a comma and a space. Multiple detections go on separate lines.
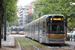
0, 0, 18, 48
33, 0, 75, 41
10, 17, 19, 26
25, 14, 34, 24
0, 0, 4, 48
4, 0, 18, 23
33, 0, 75, 29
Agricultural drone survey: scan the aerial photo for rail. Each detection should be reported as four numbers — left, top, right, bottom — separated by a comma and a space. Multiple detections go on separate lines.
16, 38, 22, 50
24, 38, 39, 50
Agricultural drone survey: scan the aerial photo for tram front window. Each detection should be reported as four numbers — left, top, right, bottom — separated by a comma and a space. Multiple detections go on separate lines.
20, 29, 24, 31
47, 16, 64, 34
52, 23, 64, 33
12, 28, 17, 31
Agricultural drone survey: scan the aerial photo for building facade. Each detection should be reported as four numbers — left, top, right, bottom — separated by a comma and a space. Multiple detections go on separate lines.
17, 2, 33, 26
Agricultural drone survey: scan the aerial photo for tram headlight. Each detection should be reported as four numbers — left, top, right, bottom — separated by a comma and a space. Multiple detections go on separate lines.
64, 34, 65, 36
47, 33, 50, 38
12, 31, 16, 33
50, 18, 52, 20
47, 34, 49, 35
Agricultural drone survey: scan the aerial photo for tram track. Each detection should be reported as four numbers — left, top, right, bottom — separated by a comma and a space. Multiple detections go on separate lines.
23, 38, 40, 50
25, 37, 75, 50
16, 37, 40, 50
16, 38, 28, 50
15, 37, 75, 50
16, 38, 22, 50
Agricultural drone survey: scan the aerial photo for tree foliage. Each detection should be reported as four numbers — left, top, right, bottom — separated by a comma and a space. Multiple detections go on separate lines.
33, 0, 75, 29
10, 17, 19, 26
4, 0, 18, 23
25, 14, 34, 24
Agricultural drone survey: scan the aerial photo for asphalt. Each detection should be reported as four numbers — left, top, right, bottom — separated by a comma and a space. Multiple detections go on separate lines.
65, 41, 75, 47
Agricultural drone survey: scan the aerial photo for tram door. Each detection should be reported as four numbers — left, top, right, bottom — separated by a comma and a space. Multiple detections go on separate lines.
42, 22, 46, 41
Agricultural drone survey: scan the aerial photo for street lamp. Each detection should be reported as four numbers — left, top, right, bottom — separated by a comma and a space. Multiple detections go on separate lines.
4, 0, 12, 41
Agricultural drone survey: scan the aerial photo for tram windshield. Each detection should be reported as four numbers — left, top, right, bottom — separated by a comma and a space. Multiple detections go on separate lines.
20, 28, 24, 31
47, 16, 64, 34
12, 28, 17, 31
52, 22, 64, 33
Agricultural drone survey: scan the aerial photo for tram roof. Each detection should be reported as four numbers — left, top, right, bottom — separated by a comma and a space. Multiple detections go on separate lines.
49, 14, 64, 16
25, 14, 64, 26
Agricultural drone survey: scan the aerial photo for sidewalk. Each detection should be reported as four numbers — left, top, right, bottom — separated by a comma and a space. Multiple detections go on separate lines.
65, 41, 75, 47
1, 35, 14, 46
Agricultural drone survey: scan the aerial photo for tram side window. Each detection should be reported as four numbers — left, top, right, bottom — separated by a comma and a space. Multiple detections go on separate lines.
30, 26, 31, 33
29, 26, 31, 33
32, 25, 34, 34
38, 23, 40, 30
35, 23, 38, 32
31, 25, 34, 34
40, 22, 42, 30
36, 23, 39, 30
43, 22, 45, 32
34, 25, 35, 34
35, 24, 37, 31
28, 27, 29, 33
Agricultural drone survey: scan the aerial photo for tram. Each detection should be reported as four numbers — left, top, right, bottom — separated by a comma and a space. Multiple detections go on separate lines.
25, 14, 66, 44
18, 26, 25, 35
11, 26, 17, 34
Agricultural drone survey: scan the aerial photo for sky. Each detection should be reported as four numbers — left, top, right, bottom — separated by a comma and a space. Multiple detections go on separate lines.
17, 0, 33, 7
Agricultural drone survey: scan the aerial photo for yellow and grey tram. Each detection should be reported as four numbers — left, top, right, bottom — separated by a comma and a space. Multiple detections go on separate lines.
11, 26, 17, 34
18, 26, 25, 35
25, 14, 65, 44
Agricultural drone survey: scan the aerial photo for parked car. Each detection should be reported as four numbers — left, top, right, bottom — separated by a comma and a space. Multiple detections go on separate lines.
71, 32, 75, 37
67, 33, 71, 37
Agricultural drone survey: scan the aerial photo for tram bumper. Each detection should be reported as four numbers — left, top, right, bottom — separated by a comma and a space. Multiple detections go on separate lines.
47, 38, 65, 44
11, 31, 17, 34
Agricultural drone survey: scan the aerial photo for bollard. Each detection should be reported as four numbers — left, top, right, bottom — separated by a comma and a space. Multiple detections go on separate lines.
74, 35, 75, 42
